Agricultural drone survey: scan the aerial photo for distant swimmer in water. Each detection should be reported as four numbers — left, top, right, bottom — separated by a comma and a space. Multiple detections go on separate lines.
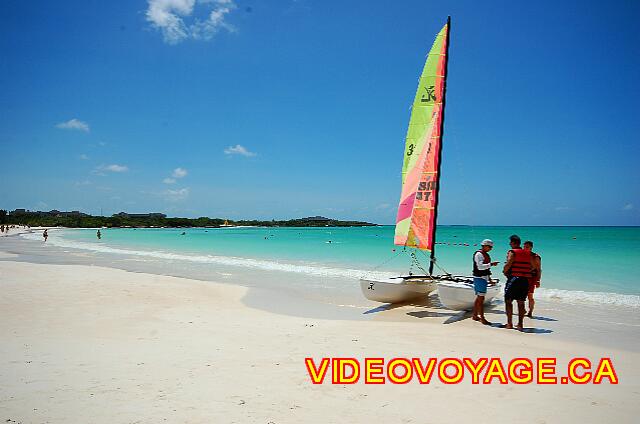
96, 229, 101, 240
181, 231, 186, 235
43, 229, 48, 242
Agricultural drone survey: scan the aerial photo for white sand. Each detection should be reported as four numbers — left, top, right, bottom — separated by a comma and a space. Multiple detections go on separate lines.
1, 259, 638, 423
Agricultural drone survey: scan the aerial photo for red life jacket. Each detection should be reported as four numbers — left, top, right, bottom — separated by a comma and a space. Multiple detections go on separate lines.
472, 250, 491, 277
508, 248, 532, 277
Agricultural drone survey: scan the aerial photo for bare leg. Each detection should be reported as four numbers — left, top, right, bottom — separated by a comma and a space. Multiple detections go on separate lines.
527, 293, 535, 317
473, 296, 480, 321
472, 296, 481, 321
478, 296, 491, 325
516, 300, 526, 330
505, 299, 513, 329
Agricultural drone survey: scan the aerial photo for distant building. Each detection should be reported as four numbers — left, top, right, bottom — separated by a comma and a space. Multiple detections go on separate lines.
114, 212, 167, 219
300, 216, 331, 222
58, 210, 88, 217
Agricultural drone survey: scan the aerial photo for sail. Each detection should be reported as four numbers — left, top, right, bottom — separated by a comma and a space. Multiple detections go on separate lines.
394, 20, 450, 251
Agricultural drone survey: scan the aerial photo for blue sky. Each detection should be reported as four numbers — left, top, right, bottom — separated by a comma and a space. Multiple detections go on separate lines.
1, 0, 638, 225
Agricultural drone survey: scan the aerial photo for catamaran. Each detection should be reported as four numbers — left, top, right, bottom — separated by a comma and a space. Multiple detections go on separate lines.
360, 17, 501, 310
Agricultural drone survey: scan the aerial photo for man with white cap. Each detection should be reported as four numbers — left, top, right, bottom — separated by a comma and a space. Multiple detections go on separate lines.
472, 239, 499, 325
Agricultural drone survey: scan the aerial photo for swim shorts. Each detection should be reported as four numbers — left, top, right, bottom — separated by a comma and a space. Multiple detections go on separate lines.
473, 277, 488, 295
504, 276, 529, 301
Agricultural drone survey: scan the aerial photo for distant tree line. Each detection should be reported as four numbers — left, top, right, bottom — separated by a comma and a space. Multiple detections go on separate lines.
0, 209, 376, 228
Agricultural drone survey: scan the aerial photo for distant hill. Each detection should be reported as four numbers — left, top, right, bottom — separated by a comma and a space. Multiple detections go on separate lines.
1, 209, 377, 228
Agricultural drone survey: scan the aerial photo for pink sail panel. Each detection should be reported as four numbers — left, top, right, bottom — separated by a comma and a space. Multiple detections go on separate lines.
405, 106, 442, 250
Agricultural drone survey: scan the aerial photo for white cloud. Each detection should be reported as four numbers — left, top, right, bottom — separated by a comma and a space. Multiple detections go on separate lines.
162, 167, 187, 184
146, 0, 236, 45
623, 203, 634, 211
224, 144, 256, 157
56, 118, 90, 132
555, 206, 571, 211
104, 164, 128, 172
79, 154, 89, 160
95, 164, 129, 174
164, 187, 190, 201
375, 203, 391, 210
191, 0, 237, 40
172, 167, 188, 178
74, 180, 92, 186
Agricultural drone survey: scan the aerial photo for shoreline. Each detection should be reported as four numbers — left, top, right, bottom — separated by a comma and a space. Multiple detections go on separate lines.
2, 232, 640, 351
1, 259, 638, 422
9, 228, 640, 305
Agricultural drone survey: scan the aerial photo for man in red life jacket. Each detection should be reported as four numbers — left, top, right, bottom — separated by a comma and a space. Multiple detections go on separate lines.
502, 235, 536, 330
472, 239, 500, 325
523, 240, 542, 318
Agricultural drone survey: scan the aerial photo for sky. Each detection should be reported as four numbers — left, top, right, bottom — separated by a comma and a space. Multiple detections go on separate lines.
0, 0, 638, 225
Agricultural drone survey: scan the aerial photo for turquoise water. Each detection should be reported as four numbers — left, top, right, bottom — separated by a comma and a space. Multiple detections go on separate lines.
41, 226, 640, 297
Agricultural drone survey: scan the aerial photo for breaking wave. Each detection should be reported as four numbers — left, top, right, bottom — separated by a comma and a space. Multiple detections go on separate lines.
20, 231, 392, 280
20, 231, 640, 308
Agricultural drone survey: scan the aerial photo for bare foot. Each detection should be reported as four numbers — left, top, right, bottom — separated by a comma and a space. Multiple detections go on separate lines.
526, 312, 533, 318
505, 324, 513, 329
517, 324, 523, 331
472, 316, 480, 321
481, 318, 492, 325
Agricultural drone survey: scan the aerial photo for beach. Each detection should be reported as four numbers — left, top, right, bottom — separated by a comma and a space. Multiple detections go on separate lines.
3, 0, 639, 421
1, 232, 639, 423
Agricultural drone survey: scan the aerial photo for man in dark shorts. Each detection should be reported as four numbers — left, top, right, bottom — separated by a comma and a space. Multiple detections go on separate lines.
524, 240, 541, 317
502, 235, 535, 330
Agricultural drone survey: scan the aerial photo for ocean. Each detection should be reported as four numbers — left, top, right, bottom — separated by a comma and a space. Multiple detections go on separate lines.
21, 225, 640, 309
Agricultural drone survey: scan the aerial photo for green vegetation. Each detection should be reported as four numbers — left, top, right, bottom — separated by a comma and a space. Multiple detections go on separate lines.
1, 210, 376, 228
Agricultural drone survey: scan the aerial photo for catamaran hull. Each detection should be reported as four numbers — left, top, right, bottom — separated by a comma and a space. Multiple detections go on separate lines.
360, 278, 437, 304
437, 278, 501, 311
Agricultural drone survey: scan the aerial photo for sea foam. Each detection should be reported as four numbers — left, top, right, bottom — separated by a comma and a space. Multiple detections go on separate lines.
21, 232, 392, 280
21, 231, 640, 308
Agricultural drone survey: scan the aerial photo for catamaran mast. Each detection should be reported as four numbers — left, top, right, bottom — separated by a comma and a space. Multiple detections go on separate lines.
428, 15, 451, 276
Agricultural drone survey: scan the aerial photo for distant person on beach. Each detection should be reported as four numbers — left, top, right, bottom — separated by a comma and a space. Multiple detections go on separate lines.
524, 240, 542, 317
472, 239, 500, 325
97, 229, 102, 240
43, 229, 48, 242
503, 234, 535, 330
